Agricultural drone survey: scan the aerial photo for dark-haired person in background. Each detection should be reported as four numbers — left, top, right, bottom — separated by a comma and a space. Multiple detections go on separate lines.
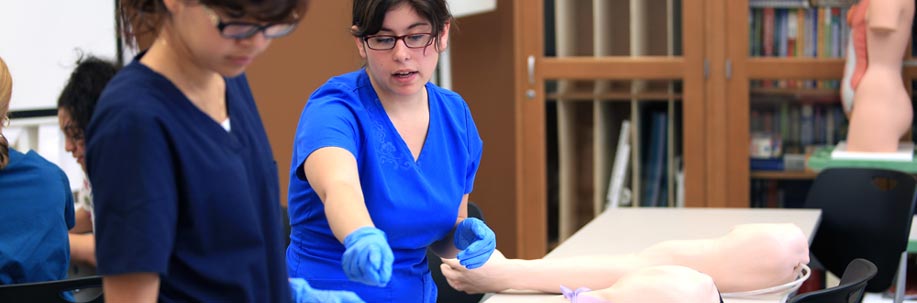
57, 55, 120, 270
85, 0, 361, 302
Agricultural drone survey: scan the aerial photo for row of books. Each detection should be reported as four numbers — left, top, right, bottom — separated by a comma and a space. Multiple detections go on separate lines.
749, 6, 849, 60
750, 98, 849, 156
604, 109, 684, 209
750, 179, 810, 208
749, 0, 854, 8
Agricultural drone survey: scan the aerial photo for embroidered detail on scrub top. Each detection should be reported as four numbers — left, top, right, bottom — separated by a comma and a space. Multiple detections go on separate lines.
371, 99, 411, 170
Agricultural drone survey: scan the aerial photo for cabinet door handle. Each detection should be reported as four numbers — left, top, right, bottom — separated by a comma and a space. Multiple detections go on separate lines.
527, 55, 535, 85
704, 59, 709, 80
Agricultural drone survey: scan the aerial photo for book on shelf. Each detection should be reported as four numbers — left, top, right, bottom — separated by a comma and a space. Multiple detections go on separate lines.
751, 158, 785, 171
751, 179, 813, 208
750, 0, 809, 8
809, 0, 854, 7
641, 111, 668, 207
606, 120, 632, 209
675, 159, 685, 208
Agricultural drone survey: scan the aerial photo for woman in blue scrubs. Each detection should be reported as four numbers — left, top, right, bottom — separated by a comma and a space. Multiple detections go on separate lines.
86, 0, 360, 302
0, 56, 75, 286
287, 0, 497, 301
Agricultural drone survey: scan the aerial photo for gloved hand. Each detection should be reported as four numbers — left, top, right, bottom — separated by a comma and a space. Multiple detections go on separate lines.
453, 217, 496, 269
289, 278, 365, 303
342, 226, 394, 286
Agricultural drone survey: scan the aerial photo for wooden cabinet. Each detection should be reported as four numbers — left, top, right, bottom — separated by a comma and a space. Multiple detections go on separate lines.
452, 0, 708, 259
723, 0, 917, 206
456, 0, 917, 258
722, 0, 847, 206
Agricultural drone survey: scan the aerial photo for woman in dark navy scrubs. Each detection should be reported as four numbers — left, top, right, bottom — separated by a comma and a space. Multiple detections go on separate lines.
86, 0, 360, 302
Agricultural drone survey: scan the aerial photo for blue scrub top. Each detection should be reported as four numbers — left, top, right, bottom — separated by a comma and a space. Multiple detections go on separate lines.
0, 149, 74, 285
287, 69, 484, 302
86, 57, 291, 303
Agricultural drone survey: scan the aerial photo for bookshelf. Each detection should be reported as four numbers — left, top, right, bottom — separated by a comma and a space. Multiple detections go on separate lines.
447, 0, 916, 259
726, 0, 917, 206
506, 0, 706, 248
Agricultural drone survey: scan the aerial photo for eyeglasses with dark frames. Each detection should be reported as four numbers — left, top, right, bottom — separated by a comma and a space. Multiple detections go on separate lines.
61, 123, 84, 142
203, 6, 298, 39
363, 33, 435, 50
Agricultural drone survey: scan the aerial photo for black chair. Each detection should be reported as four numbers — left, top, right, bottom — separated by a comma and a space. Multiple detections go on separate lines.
427, 201, 486, 303
804, 168, 917, 303
788, 258, 878, 303
0, 275, 104, 303
281, 205, 292, 248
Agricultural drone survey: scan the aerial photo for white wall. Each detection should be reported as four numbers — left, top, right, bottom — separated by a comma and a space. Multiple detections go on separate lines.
448, 0, 497, 18
1, 1, 118, 190
4, 117, 83, 191
1, 0, 118, 111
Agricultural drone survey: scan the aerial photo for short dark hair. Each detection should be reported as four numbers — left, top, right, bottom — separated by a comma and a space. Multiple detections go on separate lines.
351, 0, 453, 51
57, 55, 120, 136
118, 0, 310, 47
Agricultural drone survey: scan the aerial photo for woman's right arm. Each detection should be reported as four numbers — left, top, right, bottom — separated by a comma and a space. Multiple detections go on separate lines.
68, 233, 96, 266
303, 147, 375, 242
68, 208, 96, 266
69, 208, 93, 234
104, 273, 160, 303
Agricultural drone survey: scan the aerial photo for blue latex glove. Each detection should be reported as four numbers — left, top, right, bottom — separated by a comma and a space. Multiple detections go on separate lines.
289, 278, 365, 303
453, 217, 496, 269
342, 226, 394, 286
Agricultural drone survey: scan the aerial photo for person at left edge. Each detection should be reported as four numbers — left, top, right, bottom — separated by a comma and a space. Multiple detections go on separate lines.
85, 0, 362, 302
0, 55, 75, 286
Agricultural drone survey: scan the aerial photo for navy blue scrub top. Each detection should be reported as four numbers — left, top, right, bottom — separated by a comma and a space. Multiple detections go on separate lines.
86, 56, 291, 303
287, 69, 484, 302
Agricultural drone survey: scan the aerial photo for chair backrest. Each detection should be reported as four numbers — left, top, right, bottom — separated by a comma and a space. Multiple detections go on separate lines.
427, 201, 486, 303
804, 168, 917, 292
0, 275, 104, 303
282, 205, 292, 248
787, 258, 878, 303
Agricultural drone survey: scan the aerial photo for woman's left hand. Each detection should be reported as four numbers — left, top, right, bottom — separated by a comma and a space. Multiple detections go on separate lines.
453, 217, 496, 269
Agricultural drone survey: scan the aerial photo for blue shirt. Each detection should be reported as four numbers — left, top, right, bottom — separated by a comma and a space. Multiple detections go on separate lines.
86, 58, 291, 303
287, 69, 483, 302
0, 148, 74, 285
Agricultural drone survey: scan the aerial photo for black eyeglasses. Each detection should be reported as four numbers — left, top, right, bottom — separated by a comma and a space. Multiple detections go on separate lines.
204, 6, 297, 39
363, 33, 434, 50
62, 123, 84, 142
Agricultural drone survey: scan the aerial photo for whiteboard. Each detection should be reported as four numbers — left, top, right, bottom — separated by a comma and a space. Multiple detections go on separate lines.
448, 0, 496, 18
0, 1, 119, 112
